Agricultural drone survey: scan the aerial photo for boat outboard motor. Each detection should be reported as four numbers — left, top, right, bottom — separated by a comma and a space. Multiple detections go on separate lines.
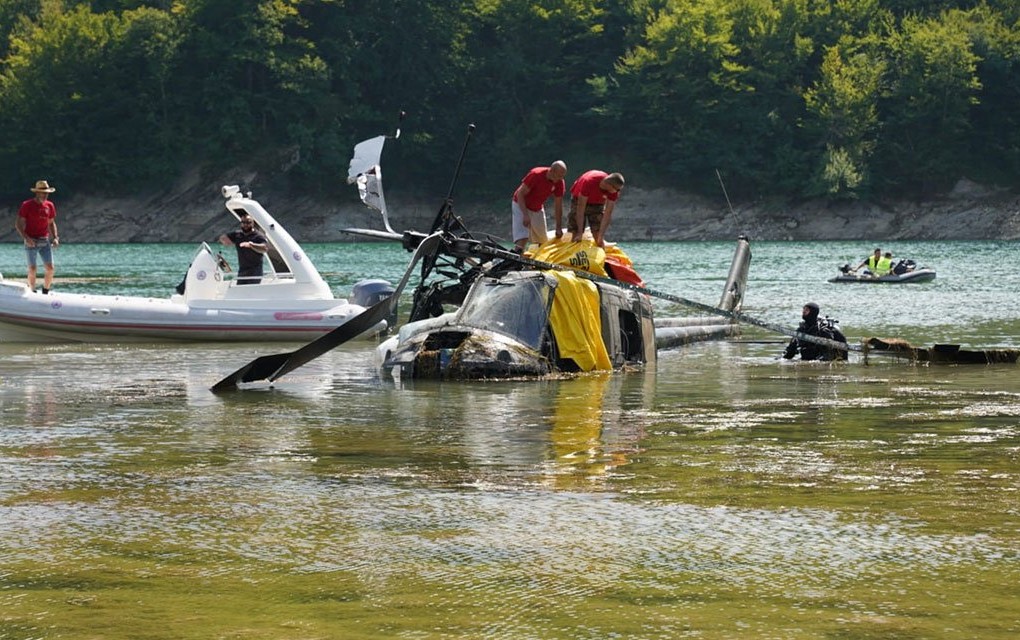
892, 259, 916, 275
352, 278, 397, 329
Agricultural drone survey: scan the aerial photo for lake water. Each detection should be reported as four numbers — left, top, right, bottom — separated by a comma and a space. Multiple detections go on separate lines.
1, 239, 1019, 639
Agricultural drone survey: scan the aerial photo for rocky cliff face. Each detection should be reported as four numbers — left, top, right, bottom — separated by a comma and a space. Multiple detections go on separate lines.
3, 170, 1018, 244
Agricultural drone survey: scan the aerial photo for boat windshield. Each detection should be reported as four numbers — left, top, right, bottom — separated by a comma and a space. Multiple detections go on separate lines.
456, 275, 552, 349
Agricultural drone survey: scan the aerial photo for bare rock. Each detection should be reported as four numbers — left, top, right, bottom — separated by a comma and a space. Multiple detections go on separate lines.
2, 175, 1017, 243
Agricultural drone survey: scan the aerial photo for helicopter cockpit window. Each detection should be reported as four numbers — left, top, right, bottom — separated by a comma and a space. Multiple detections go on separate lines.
457, 275, 552, 349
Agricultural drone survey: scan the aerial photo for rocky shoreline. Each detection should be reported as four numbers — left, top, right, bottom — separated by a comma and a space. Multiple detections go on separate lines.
2, 169, 1018, 244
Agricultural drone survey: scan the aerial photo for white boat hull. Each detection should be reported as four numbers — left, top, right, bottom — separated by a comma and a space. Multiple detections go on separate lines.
1, 186, 392, 344
0, 280, 383, 343
828, 268, 936, 284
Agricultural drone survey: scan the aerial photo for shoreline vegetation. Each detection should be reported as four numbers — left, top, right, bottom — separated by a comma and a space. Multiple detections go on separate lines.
2, 2, 1019, 220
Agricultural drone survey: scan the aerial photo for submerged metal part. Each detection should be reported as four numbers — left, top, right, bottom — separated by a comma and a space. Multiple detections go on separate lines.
719, 235, 751, 312
655, 321, 741, 350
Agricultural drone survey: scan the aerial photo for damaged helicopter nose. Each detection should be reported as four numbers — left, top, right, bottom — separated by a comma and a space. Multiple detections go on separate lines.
409, 329, 552, 379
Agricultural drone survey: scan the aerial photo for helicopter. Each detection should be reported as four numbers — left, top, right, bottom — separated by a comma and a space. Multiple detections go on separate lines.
212, 121, 753, 390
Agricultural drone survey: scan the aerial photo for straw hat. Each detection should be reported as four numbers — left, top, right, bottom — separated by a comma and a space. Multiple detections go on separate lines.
30, 180, 56, 193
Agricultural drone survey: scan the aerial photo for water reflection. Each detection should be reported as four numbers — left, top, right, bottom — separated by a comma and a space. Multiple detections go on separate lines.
543, 373, 648, 488
2, 335, 1020, 637
19, 380, 60, 427
304, 369, 659, 491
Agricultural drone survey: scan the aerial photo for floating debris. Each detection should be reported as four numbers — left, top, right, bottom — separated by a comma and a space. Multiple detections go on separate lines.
863, 337, 1019, 364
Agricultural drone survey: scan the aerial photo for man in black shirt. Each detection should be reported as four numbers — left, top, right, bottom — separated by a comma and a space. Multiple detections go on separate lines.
219, 214, 268, 284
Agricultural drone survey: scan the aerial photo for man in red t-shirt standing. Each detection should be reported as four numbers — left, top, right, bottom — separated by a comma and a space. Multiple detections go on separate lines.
568, 170, 625, 247
510, 161, 567, 250
15, 180, 61, 294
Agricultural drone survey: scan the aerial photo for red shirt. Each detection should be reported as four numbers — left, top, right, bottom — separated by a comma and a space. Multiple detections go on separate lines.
570, 170, 619, 206
18, 198, 57, 238
512, 167, 565, 212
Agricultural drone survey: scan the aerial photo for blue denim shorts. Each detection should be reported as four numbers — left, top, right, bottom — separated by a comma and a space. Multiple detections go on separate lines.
25, 237, 54, 267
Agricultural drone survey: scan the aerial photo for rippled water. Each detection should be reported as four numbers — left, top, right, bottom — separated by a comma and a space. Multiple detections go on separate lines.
1, 240, 1019, 638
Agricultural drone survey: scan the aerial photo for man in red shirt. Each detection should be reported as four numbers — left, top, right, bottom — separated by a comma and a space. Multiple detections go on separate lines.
568, 170, 625, 247
15, 180, 61, 294
510, 161, 567, 250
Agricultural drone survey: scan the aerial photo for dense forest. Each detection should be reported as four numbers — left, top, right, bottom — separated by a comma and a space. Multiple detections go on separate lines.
1, 0, 1018, 205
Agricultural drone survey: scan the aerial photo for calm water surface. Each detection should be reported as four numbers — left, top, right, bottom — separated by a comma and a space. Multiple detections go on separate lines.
1, 240, 1018, 638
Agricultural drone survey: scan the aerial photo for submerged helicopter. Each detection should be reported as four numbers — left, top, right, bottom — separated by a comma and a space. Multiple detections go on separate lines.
371, 226, 750, 380
212, 123, 752, 390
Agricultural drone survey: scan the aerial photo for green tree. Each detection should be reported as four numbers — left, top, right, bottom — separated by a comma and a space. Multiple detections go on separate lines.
0, 2, 193, 194
722, 0, 823, 194
957, 2, 1020, 184
454, 0, 623, 188
172, 0, 329, 161
612, 0, 751, 191
0, 4, 127, 191
803, 41, 885, 198
1, 0, 1018, 202
0, 0, 42, 59
104, 7, 185, 174
295, 0, 471, 192
876, 9, 983, 193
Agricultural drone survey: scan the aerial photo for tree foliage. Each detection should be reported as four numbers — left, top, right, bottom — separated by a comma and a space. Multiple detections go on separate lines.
0, 0, 1017, 202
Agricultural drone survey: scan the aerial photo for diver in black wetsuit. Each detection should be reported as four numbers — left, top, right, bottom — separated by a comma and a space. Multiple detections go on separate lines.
783, 302, 849, 361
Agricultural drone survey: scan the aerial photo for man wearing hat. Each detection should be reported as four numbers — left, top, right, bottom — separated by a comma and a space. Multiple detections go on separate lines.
15, 180, 61, 294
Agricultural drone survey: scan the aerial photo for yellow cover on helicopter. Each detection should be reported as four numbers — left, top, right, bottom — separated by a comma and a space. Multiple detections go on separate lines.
547, 270, 612, 371
528, 239, 608, 277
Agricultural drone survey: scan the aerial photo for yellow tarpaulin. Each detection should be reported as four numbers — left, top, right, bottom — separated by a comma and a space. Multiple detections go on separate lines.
547, 270, 612, 371
528, 238, 608, 277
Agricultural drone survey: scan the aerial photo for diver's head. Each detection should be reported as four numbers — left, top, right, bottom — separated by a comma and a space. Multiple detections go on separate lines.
803, 302, 820, 321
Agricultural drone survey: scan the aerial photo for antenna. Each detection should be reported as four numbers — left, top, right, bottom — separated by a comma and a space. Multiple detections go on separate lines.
715, 169, 741, 231
429, 124, 476, 233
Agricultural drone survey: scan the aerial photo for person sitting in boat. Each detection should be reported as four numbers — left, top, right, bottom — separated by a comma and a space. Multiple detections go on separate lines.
783, 302, 849, 361
219, 213, 268, 285
874, 251, 894, 276
853, 248, 882, 275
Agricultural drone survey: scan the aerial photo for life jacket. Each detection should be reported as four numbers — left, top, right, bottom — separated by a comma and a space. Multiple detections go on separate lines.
875, 256, 893, 275
867, 255, 880, 270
